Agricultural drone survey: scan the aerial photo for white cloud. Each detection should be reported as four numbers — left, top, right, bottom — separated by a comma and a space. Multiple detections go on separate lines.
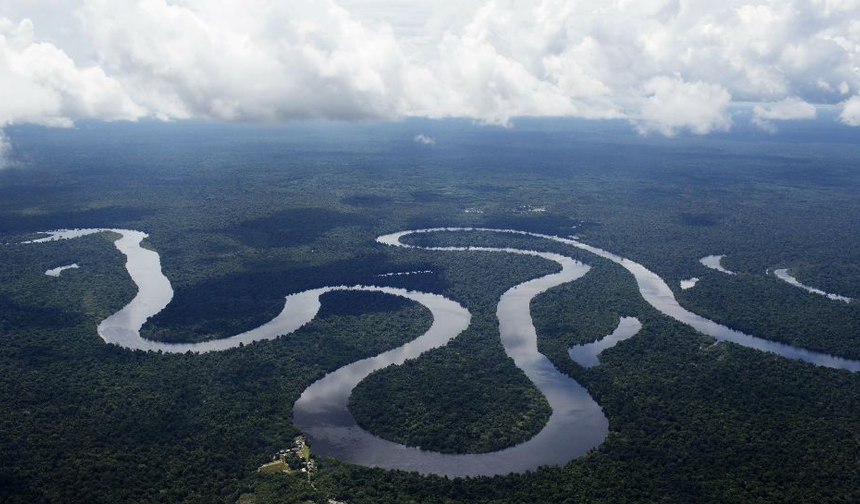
413, 134, 435, 145
632, 76, 732, 136
0, 15, 145, 166
752, 97, 817, 131
753, 98, 818, 121
1, 0, 860, 157
839, 95, 860, 126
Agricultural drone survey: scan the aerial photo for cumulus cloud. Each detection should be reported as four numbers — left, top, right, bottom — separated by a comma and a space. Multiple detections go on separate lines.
839, 95, 860, 126
632, 76, 732, 136
1, 0, 860, 162
413, 134, 435, 145
417, 0, 859, 128
76, 0, 413, 122
0, 17, 143, 126
752, 97, 817, 131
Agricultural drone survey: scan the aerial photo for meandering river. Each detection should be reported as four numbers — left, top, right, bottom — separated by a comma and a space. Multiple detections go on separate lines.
294, 245, 608, 476
21, 226, 860, 478
381, 228, 860, 373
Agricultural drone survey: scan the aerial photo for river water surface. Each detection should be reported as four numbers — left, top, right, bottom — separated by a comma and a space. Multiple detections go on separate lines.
568, 317, 643, 368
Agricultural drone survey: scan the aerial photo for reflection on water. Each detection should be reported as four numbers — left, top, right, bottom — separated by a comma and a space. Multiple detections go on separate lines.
680, 277, 699, 290
569, 317, 642, 368
700, 254, 735, 275
45, 264, 80, 277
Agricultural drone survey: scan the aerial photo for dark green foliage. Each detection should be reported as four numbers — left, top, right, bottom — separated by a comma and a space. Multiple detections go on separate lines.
787, 263, 860, 300
0, 289, 432, 504
341, 195, 393, 208
0, 206, 153, 235
532, 257, 651, 374
143, 253, 394, 343
409, 190, 454, 203
680, 273, 860, 359
678, 212, 720, 227
229, 208, 368, 248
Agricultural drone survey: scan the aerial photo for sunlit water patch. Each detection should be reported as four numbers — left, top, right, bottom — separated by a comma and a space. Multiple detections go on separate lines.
773, 269, 853, 304
45, 264, 80, 277
680, 277, 699, 290
568, 317, 643, 368
700, 255, 736, 275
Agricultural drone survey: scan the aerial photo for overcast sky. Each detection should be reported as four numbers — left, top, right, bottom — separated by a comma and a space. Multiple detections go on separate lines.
1, 0, 859, 152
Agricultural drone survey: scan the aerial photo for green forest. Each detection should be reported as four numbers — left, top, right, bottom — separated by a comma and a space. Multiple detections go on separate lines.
0, 120, 858, 504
